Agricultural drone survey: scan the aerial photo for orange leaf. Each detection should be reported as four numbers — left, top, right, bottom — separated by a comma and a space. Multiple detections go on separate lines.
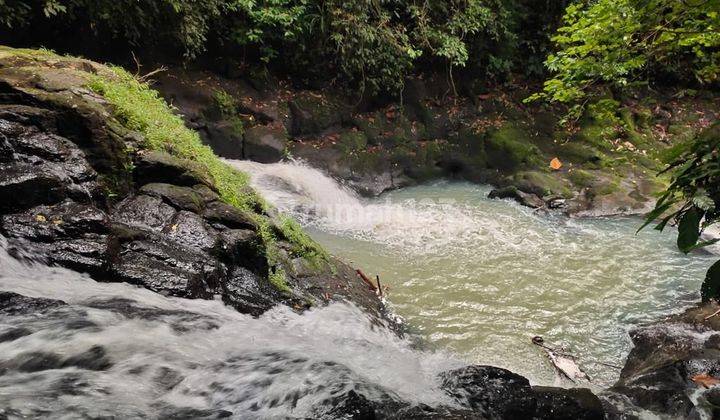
692, 373, 720, 388
550, 157, 563, 170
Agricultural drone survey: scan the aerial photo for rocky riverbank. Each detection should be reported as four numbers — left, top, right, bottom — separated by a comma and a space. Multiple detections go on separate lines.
152, 65, 718, 217
0, 46, 612, 418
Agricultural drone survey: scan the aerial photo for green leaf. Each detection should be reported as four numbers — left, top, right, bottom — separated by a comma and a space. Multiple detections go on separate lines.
637, 200, 674, 233
685, 238, 720, 252
678, 207, 702, 253
701, 260, 720, 302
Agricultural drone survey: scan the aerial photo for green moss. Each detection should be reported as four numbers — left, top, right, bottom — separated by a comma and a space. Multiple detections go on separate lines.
277, 217, 330, 268
485, 126, 543, 170
269, 267, 292, 295
515, 170, 573, 198
87, 67, 259, 211
568, 169, 594, 188
595, 179, 621, 196
338, 130, 368, 155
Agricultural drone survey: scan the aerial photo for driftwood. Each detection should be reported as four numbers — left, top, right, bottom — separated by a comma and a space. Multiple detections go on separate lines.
376, 275, 383, 297
356, 269, 377, 292
532, 336, 591, 382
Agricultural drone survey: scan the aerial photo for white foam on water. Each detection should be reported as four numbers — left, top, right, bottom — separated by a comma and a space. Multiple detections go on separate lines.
0, 237, 462, 418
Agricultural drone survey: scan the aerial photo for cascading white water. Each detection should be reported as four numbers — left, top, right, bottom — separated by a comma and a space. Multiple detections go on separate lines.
227, 158, 719, 388
0, 237, 463, 418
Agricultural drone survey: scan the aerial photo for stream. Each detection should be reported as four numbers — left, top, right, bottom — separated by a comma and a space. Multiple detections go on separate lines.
227, 159, 719, 388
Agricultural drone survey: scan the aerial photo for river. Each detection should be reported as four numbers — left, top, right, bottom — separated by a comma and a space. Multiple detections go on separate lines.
227, 159, 718, 388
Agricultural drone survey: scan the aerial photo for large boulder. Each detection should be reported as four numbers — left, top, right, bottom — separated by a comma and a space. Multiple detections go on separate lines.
243, 124, 287, 163
288, 92, 347, 136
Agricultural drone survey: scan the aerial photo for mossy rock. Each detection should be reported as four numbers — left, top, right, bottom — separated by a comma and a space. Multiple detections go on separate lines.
568, 169, 595, 188
288, 92, 347, 135
514, 170, 573, 198
338, 130, 368, 155
559, 142, 603, 165
485, 126, 542, 171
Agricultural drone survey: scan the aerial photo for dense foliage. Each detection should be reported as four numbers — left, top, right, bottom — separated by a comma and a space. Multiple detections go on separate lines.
642, 125, 720, 301
530, 0, 720, 118
0, 0, 568, 96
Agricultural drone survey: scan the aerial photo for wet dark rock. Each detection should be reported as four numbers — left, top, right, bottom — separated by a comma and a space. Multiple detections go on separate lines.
319, 390, 378, 420
243, 125, 287, 163
0, 161, 69, 212
488, 186, 545, 209
441, 365, 604, 419
62, 345, 112, 371
140, 183, 207, 213
85, 297, 219, 331
113, 194, 177, 233
216, 229, 265, 267
532, 386, 606, 420
440, 365, 536, 417
222, 267, 279, 316
164, 210, 218, 251
204, 201, 259, 231
1, 200, 109, 241
134, 150, 214, 189
604, 302, 720, 418
112, 237, 222, 298
204, 120, 244, 159
0, 327, 32, 343
0, 291, 66, 315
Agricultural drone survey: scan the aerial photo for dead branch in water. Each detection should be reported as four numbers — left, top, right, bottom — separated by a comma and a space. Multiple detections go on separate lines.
356, 269, 377, 291
376, 275, 383, 297
705, 308, 720, 320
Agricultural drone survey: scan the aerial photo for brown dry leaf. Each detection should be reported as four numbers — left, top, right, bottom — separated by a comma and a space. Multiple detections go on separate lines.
692, 373, 720, 388
549, 157, 563, 170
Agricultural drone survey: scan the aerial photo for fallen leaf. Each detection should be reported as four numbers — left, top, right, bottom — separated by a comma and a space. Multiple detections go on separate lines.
550, 157, 563, 170
35, 215, 46, 222
692, 373, 720, 388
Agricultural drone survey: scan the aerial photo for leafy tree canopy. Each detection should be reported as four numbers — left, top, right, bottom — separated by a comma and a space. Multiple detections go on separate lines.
529, 0, 720, 119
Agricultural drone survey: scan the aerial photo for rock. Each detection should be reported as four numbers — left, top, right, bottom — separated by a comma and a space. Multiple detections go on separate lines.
440, 365, 604, 419
203, 120, 244, 159
606, 302, 720, 418
243, 125, 287, 163
113, 195, 177, 233
488, 186, 545, 209
215, 229, 266, 274
1, 200, 110, 241
163, 210, 217, 251
203, 201, 259, 230
222, 267, 280, 316
1, 352, 63, 373
134, 151, 215, 189
111, 236, 223, 298
140, 183, 207, 213
288, 92, 346, 135
0, 161, 69, 212
0, 292, 66, 315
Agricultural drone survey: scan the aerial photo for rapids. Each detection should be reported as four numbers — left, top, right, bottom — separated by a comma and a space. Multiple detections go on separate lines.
0, 237, 463, 418
226, 159, 719, 388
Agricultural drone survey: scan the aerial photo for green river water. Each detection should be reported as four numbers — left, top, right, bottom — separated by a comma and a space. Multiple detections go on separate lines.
228, 159, 718, 388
